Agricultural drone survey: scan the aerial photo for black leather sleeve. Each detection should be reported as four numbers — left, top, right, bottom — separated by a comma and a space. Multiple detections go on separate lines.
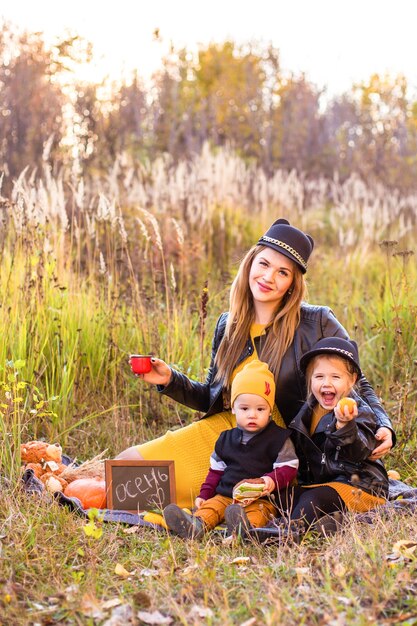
357, 377, 396, 445
321, 306, 350, 339
156, 313, 227, 412
326, 411, 378, 461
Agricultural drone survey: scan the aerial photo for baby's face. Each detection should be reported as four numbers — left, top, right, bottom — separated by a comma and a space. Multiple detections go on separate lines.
232, 394, 271, 433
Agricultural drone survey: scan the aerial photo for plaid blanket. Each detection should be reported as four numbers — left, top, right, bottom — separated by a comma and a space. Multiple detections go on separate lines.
21, 463, 417, 528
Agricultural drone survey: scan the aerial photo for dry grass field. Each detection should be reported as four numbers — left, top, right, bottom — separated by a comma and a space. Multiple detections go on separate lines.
1, 147, 416, 624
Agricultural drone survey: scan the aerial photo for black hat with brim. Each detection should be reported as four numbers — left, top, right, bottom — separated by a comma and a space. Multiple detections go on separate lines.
300, 337, 362, 377
258, 218, 314, 273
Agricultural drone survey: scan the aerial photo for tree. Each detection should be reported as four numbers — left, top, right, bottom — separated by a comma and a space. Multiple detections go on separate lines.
0, 24, 65, 181
151, 41, 272, 161
269, 74, 323, 174
350, 74, 410, 186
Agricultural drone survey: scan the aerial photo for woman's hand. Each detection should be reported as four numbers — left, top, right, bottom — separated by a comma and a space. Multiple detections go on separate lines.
368, 427, 393, 460
128, 357, 172, 386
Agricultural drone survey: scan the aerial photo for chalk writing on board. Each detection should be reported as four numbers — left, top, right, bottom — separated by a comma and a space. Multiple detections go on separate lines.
114, 467, 169, 507
105, 460, 176, 512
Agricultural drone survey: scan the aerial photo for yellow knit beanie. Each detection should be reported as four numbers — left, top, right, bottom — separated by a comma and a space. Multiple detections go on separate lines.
231, 360, 276, 411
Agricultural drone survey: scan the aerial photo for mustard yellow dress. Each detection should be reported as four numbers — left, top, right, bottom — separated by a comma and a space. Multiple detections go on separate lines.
137, 323, 285, 508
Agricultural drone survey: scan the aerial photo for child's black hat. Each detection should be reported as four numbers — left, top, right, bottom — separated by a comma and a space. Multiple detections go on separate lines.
258, 218, 314, 273
300, 337, 362, 377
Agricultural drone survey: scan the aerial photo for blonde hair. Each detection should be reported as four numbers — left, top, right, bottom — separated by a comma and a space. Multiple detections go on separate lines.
215, 244, 306, 387
305, 354, 358, 396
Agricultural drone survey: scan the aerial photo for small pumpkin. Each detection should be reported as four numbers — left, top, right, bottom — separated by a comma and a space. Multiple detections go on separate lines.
64, 478, 107, 509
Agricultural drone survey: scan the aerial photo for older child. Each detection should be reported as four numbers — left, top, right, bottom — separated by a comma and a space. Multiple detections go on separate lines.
163, 360, 299, 538
254, 337, 389, 542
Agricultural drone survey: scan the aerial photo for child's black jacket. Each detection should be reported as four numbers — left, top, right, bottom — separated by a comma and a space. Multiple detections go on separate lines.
289, 391, 389, 497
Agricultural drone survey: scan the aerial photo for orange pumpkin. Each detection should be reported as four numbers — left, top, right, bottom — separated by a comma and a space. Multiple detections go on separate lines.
338, 397, 357, 414
64, 478, 107, 509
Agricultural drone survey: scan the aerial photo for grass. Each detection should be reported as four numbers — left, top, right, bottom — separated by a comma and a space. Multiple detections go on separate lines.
1, 149, 417, 624
1, 488, 417, 625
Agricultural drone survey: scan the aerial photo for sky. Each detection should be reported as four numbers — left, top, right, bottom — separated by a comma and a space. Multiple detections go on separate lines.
2, 0, 417, 97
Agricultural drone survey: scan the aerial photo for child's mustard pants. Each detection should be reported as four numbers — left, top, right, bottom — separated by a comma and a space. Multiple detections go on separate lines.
194, 494, 276, 529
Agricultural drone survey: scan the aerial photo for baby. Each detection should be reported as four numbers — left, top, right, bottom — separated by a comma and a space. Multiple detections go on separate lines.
163, 360, 299, 538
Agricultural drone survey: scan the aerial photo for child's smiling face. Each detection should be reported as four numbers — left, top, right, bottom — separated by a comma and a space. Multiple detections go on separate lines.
310, 356, 357, 411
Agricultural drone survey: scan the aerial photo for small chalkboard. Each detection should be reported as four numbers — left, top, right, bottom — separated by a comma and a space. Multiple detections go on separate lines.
105, 460, 176, 512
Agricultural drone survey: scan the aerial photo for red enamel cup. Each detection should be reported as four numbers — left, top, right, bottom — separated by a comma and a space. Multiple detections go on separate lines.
130, 355, 152, 374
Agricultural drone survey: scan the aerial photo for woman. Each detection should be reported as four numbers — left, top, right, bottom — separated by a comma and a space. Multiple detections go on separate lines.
118, 219, 394, 508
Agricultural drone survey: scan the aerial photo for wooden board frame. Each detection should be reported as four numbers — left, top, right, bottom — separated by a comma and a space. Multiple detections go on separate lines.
105, 460, 176, 513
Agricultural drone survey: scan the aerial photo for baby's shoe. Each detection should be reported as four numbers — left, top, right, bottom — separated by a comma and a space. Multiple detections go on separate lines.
225, 504, 252, 538
163, 504, 205, 539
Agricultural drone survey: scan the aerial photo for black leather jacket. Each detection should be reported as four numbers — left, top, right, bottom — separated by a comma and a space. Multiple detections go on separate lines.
289, 391, 389, 497
159, 304, 395, 438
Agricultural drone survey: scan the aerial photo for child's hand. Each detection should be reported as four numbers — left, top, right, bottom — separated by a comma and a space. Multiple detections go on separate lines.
194, 497, 205, 510
232, 478, 266, 505
260, 476, 275, 496
129, 356, 172, 386
334, 397, 358, 428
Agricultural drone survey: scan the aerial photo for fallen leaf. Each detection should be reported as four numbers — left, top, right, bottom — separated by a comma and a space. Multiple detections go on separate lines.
240, 619, 257, 626
188, 605, 214, 619
392, 540, 417, 556
123, 526, 140, 534
83, 522, 103, 539
114, 563, 134, 578
137, 609, 173, 624
386, 554, 402, 566
64, 584, 79, 601
31, 601, 46, 610
139, 568, 159, 578
231, 556, 251, 565
102, 603, 136, 626
180, 564, 199, 577
387, 469, 401, 480
80, 593, 106, 619
333, 563, 347, 578
102, 598, 123, 610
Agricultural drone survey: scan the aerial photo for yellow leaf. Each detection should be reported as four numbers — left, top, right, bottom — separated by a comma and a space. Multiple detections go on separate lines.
114, 563, 133, 578
387, 470, 401, 480
83, 523, 103, 539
